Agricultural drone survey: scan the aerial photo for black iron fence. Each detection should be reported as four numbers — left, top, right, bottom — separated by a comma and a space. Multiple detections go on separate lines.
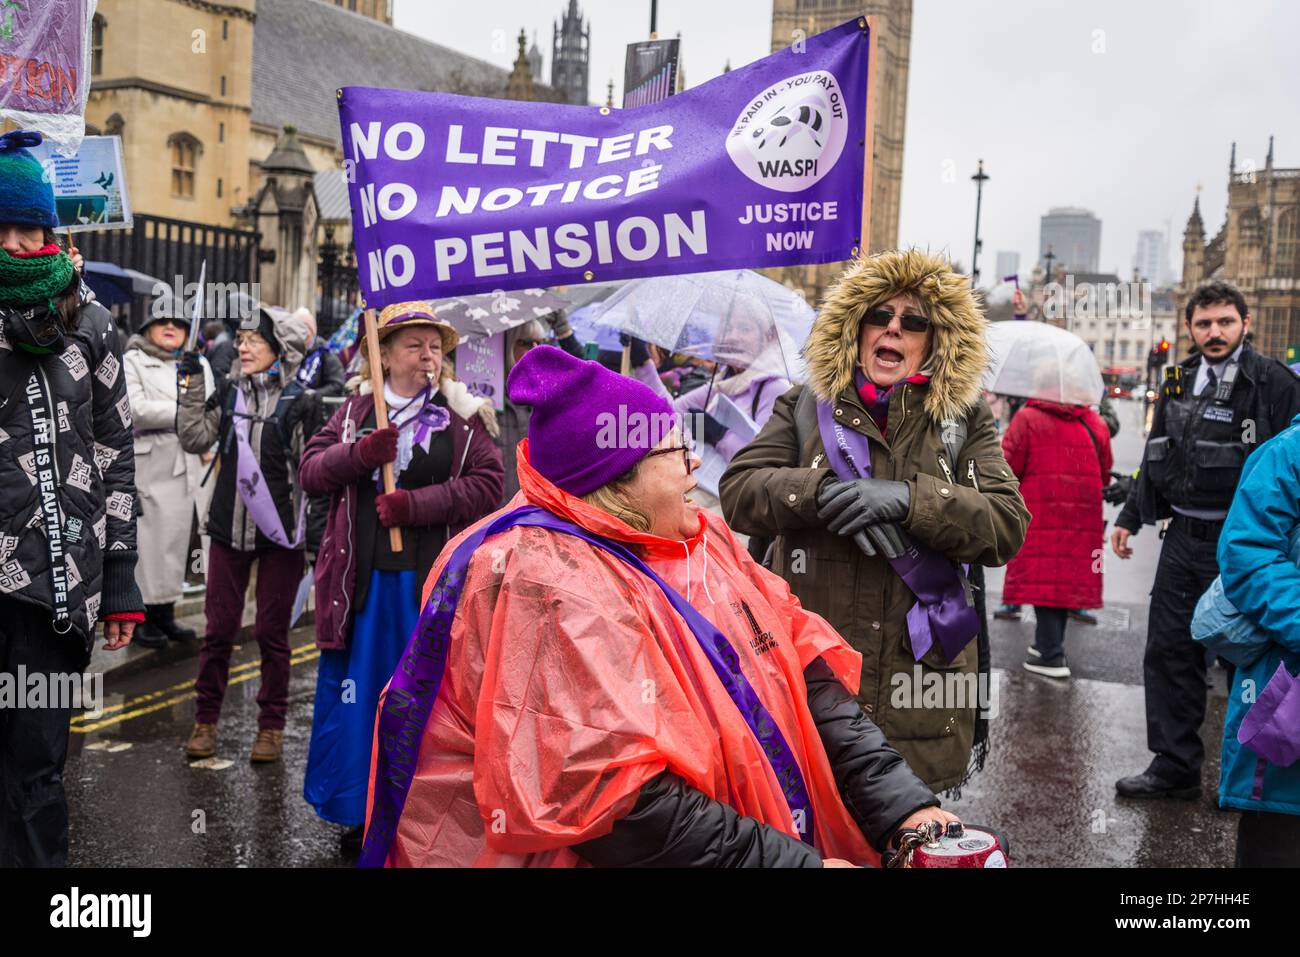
317, 226, 361, 340
76, 214, 261, 331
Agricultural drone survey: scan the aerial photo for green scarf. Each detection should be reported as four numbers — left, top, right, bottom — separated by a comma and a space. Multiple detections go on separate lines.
0, 246, 76, 312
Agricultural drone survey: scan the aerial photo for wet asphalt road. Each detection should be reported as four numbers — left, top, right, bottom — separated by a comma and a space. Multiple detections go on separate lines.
66, 628, 348, 868
64, 398, 1239, 867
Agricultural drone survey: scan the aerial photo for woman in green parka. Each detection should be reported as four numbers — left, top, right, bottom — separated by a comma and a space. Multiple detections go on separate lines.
720, 249, 1030, 792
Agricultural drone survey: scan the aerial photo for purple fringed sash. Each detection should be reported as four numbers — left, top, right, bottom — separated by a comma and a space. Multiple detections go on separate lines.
815, 400, 980, 663
233, 389, 304, 548
359, 506, 817, 868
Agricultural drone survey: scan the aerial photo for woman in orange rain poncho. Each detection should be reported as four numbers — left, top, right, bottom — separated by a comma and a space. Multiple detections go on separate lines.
360, 345, 957, 867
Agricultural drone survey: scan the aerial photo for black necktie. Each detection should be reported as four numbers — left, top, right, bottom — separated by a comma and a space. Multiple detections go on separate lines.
1205, 366, 1217, 395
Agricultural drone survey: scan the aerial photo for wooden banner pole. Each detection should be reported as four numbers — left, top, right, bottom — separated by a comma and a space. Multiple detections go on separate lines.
859, 16, 878, 258
364, 308, 403, 553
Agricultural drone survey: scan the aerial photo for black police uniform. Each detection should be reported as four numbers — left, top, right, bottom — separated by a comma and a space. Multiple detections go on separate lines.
1116, 344, 1300, 788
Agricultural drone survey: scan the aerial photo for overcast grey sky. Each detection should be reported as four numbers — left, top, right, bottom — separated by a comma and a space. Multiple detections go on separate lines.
394, 0, 1300, 286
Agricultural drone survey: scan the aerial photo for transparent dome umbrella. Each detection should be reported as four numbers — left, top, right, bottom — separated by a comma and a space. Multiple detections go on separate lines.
984, 319, 1105, 406
592, 268, 815, 382
567, 302, 624, 352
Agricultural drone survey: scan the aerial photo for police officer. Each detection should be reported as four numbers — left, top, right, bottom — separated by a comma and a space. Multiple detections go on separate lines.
1111, 280, 1300, 799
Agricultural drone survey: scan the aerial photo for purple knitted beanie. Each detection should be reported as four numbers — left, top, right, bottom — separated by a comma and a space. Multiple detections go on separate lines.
507, 345, 676, 496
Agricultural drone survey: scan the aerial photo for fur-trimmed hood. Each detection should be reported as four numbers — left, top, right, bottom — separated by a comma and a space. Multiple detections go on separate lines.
805, 249, 988, 424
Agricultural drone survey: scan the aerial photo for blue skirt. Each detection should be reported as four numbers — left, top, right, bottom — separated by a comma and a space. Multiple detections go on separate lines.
304, 569, 419, 827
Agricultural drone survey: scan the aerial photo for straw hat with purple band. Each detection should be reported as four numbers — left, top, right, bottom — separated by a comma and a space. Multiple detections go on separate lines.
366, 300, 460, 355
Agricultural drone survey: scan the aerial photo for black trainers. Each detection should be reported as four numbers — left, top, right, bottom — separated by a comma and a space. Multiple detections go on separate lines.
994, 604, 1022, 621
1069, 609, 1099, 626
1115, 771, 1201, 801
1023, 651, 1070, 678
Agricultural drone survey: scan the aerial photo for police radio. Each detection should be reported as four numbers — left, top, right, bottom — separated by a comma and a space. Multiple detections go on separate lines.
1214, 361, 1239, 403
1162, 365, 1183, 398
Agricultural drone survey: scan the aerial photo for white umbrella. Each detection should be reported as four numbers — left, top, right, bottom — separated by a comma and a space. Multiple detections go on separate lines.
593, 269, 814, 381
984, 319, 1104, 405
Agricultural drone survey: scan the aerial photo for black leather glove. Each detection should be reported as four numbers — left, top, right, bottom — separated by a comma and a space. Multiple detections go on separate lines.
699, 411, 727, 446
853, 523, 911, 560
619, 333, 652, 368
817, 478, 910, 537
1103, 471, 1134, 506
177, 350, 203, 378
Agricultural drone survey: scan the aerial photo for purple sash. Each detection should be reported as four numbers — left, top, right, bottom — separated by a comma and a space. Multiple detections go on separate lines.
815, 400, 979, 663
359, 505, 817, 868
233, 388, 304, 548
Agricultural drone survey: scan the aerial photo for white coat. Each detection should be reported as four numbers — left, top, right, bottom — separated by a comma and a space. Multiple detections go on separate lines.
123, 335, 215, 604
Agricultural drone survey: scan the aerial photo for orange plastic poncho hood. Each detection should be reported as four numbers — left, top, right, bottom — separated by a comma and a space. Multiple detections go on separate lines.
367, 441, 875, 867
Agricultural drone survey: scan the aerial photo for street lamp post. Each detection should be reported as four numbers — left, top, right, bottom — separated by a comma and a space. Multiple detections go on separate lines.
970, 159, 989, 288
650, 0, 658, 37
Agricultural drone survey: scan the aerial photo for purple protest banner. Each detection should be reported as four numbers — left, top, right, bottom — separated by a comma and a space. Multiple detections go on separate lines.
337, 17, 873, 308
0, 0, 93, 151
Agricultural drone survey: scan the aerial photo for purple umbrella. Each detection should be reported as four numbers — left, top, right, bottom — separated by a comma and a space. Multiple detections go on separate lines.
1238, 661, 1300, 767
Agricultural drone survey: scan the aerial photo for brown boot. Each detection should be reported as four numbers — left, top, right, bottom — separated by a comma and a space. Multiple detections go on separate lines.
250, 728, 284, 764
185, 722, 217, 760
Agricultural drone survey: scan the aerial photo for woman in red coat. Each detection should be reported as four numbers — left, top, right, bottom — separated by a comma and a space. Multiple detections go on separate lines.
1001, 399, 1113, 678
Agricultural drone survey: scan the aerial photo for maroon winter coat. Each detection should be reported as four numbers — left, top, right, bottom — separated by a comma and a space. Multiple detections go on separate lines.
999, 399, 1113, 609
300, 391, 504, 651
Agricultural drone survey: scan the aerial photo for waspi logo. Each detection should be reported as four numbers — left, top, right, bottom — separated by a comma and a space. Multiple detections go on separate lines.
726, 70, 848, 193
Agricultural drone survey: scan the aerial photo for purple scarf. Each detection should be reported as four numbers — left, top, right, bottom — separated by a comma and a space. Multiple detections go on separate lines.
359, 506, 816, 868
855, 369, 930, 438
390, 386, 451, 446
816, 399, 979, 663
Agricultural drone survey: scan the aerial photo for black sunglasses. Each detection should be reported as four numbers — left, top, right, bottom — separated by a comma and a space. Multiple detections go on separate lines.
644, 444, 694, 473
864, 307, 930, 334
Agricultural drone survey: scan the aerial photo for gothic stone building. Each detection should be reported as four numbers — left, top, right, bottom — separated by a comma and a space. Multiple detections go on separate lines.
551, 0, 590, 106
85, 0, 556, 236
764, 0, 913, 309
1178, 138, 1300, 362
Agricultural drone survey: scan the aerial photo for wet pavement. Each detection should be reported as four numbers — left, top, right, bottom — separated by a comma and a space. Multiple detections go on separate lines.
947, 396, 1237, 866
64, 398, 1240, 867
66, 627, 348, 868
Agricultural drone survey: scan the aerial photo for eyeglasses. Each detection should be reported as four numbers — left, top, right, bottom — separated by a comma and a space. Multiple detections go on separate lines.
644, 444, 693, 473
864, 307, 930, 334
